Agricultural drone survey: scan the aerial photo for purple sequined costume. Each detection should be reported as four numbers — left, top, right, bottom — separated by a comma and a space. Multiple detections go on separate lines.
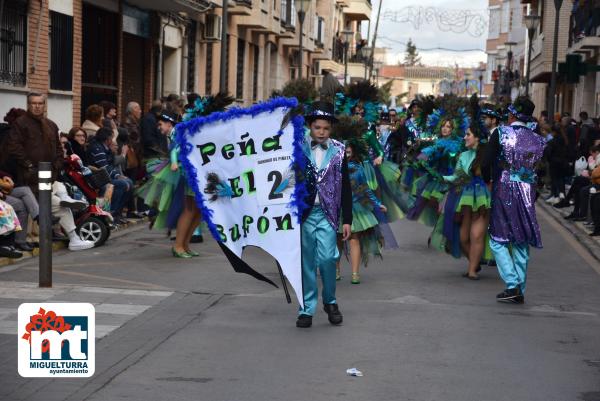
489, 124, 546, 248
302, 138, 345, 229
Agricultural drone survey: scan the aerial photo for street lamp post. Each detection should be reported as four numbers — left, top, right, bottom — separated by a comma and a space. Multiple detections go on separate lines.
524, 13, 541, 97
342, 30, 353, 85
294, 0, 311, 80
479, 73, 483, 98
373, 60, 383, 86
548, 0, 564, 118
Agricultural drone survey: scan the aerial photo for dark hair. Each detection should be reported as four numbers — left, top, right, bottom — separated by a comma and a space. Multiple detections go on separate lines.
552, 124, 569, 146
469, 122, 486, 175
116, 127, 129, 144
540, 110, 548, 117
59, 132, 68, 140
67, 127, 86, 140
85, 104, 104, 123
580, 111, 589, 120
95, 127, 113, 143
591, 145, 600, 153
99, 101, 117, 116
3, 108, 26, 125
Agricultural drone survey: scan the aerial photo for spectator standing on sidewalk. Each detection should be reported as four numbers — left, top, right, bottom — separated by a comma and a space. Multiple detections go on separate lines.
5, 93, 92, 251
5, 93, 63, 194
544, 125, 570, 205
81, 104, 104, 141
141, 100, 168, 165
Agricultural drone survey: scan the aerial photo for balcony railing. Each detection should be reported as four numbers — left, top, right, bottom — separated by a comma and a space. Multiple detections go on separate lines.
569, 3, 600, 47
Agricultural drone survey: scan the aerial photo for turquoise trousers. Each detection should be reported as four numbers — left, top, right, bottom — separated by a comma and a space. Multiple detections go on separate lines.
300, 206, 339, 316
489, 239, 530, 293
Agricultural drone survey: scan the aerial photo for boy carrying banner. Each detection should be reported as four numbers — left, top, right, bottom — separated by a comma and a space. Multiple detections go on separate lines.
297, 101, 353, 328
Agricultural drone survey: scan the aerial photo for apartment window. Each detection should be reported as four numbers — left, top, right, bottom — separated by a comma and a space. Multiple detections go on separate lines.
501, 2, 510, 33
206, 42, 213, 94
280, 0, 296, 27
252, 44, 259, 101
488, 8, 500, 39
50, 11, 74, 91
236, 38, 245, 99
316, 16, 325, 46
0, 0, 27, 87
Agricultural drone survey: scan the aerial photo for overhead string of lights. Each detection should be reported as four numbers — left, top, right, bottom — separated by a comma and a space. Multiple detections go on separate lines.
382, 6, 489, 38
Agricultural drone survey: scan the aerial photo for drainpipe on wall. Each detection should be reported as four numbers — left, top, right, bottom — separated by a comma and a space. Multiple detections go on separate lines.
180, 24, 188, 98
31, 0, 45, 74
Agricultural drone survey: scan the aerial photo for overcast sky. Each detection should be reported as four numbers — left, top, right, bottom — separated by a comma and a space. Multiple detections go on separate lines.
367, 0, 488, 68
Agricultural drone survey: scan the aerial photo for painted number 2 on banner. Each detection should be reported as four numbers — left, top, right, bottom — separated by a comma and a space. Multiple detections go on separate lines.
255, 157, 294, 206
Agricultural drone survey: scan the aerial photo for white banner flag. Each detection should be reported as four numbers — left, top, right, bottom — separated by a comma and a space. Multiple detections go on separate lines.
177, 98, 305, 308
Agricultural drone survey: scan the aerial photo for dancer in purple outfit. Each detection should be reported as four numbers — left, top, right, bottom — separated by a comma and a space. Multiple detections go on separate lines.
482, 97, 546, 304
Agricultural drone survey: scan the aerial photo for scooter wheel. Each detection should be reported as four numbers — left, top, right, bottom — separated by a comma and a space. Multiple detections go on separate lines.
77, 216, 109, 247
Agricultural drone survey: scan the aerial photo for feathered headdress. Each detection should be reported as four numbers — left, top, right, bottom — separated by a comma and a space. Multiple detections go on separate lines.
331, 115, 369, 162
183, 92, 235, 122
335, 80, 380, 123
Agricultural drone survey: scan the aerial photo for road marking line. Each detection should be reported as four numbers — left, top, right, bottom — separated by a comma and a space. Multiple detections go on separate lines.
94, 303, 151, 315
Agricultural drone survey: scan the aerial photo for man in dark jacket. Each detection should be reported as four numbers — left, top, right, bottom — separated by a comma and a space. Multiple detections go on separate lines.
6, 93, 64, 193
140, 100, 168, 162
87, 127, 133, 224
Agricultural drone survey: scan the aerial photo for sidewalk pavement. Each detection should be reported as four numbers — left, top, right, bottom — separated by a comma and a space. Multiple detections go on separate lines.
0, 217, 149, 268
538, 193, 600, 263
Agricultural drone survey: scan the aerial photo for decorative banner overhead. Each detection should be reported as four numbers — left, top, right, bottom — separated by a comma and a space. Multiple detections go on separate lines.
177, 98, 307, 308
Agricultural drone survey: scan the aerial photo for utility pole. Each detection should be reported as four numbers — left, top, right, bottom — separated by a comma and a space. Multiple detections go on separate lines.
219, 0, 229, 93
547, 0, 563, 117
369, 0, 384, 79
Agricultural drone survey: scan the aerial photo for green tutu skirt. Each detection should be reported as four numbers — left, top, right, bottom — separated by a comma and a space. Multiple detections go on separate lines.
339, 202, 379, 234
420, 180, 448, 202
362, 161, 379, 191
455, 177, 491, 212
137, 161, 182, 229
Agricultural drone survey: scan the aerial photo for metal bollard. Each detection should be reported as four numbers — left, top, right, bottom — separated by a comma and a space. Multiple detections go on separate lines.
38, 162, 52, 287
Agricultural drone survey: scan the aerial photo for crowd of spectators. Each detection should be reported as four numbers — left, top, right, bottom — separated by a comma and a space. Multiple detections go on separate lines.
537, 110, 600, 237
0, 91, 186, 259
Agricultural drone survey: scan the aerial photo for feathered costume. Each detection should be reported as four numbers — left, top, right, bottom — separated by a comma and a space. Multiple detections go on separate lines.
405, 96, 469, 227
137, 93, 234, 230
336, 81, 409, 222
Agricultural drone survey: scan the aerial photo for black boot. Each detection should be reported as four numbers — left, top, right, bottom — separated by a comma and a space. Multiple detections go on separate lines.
323, 304, 343, 325
496, 287, 524, 304
296, 314, 312, 328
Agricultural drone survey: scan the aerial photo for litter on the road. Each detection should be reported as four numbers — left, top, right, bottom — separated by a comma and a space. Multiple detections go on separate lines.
346, 368, 363, 377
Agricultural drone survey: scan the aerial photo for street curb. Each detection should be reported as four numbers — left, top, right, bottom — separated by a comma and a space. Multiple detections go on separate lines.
0, 217, 149, 268
538, 200, 600, 264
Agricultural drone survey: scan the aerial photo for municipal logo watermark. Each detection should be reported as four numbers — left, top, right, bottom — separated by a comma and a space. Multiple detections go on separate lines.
18, 303, 95, 378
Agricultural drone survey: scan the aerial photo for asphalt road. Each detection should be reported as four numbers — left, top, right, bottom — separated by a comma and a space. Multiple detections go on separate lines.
1, 207, 600, 401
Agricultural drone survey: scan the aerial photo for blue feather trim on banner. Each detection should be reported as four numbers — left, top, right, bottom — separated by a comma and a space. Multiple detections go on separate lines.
290, 115, 309, 223
175, 97, 304, 243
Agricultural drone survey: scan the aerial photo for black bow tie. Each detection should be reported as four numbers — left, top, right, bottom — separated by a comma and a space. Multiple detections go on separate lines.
311, 141, 328, 150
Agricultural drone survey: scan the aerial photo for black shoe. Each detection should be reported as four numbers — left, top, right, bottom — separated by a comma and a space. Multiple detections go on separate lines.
564, 213, 580, 220
323, 304, 343, 325
191, 235, 204, 243
572, 216, 587, 222
126, 211, 144, 219
496, 288, 523, 303
553, 199, 570, 208
15, 242, 34, 252
0, 246, 23, 259
296, 314, 312, 328
590, 229, 600, 237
